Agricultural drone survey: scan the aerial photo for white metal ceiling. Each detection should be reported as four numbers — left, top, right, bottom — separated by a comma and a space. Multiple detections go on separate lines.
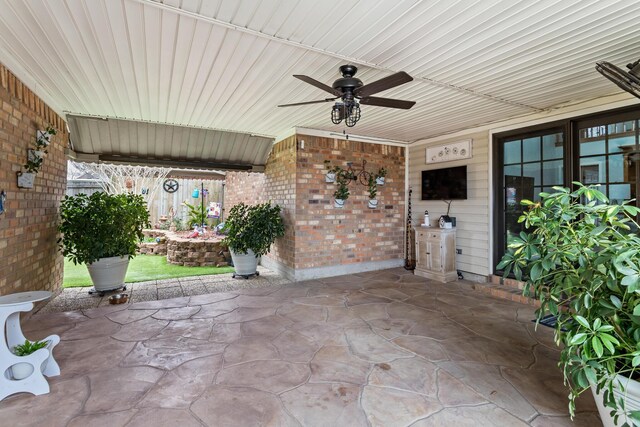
0, 0, 639, 147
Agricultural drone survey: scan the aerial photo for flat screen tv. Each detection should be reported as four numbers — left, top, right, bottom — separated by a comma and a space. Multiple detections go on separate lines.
421, 166, 467, 200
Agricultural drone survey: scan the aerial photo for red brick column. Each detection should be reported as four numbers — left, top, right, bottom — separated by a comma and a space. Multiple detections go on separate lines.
0, 64, 68, 296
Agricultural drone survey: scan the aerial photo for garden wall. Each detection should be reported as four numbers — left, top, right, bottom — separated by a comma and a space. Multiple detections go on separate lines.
0, 63, 68, 297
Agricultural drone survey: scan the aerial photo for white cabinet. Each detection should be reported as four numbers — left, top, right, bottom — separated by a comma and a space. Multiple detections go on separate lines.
414, 227, 457, 283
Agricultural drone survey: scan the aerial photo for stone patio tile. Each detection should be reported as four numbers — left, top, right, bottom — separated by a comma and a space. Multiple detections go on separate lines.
216, 360, 310, 393
54, 336, 136, 377
272, 330, 321, 362
288, 321, 348, 346
209, 322, 243, 343
349, 303, 390, 321
361, 385, 442, 427
130, 291, 158, 303
106, 308, 157, 324
414, 403, 529, 426
180, 283, 208, 296
240, 315, 293, 338
277, 302, 327, 323
392, 336, 449, 362
129, 296, 190, 310
344, 326, 413, 363
152, 305, 201, 320
156, 281, 181, 289
138, 355, 222, 408
223, 337, 280, 365
452, 313, 539, 347
83, 366, 163, 413
438, 361, 538, 421
191, 386, 297, 426
367, 317, 415, 339
61, 317, 121, 341
122, 337, 226, 370
326, 306, 369, 327
110, 316, 169, 341
361, 287, 412, 301
188, 292, 238, 306
439, 336, 535, 368
81, 304, 128, 318
368, 357, 439, 397
346, 292, 393, 306
530, 412, 603, 426
436, 369, 487, 406
293, 295, 346, 307
0, 377, 88, 427
190, 300, 238, 319
152, 318, 215, 340
309, 346, 371, 384
281, 383, 368, 426
127, 408, 202, 427
214, 306, 276, 323
67, 409, 137, 427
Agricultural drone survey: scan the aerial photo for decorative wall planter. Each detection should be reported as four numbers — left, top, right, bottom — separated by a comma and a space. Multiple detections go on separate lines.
368, 199, 378, 209
334, 198, 345, 208
325, 172, 336, 183
17, 172, 36, 189
376, 177, 385, 186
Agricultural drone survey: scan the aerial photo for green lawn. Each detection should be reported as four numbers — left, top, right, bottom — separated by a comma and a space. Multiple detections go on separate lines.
63, 255, 234, 288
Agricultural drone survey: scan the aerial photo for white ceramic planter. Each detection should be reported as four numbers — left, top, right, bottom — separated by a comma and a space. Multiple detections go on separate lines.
86, 256, 130, 292
325, 172, 336, 183
368, 199, 378, 209
591, 374, 640, 427
230, 248, 258, 276
376, 177, 385, 186
334, 198, 345, 208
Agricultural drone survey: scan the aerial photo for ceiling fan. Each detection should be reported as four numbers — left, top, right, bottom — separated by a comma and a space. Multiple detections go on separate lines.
596, 58, 640, 99
278, 65, 416, 127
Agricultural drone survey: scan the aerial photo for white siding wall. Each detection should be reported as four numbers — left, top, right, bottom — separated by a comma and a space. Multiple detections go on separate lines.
408, 131, 490, 278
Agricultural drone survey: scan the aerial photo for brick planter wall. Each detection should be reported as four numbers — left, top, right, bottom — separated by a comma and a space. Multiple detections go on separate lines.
166, 237, 229, 267
138, 230, 168, 255
0, 63, 68, 297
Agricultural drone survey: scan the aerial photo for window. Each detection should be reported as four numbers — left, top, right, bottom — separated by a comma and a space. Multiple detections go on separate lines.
493, 107, 640, 275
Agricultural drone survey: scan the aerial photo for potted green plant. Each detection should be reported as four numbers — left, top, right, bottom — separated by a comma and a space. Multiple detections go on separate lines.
11, 340, 50, 380
368, 175, 378, 209
58, 192, 150, 292
498, 183, 640, 427
376, 167, 387, 185
334, 171, 350, 208
222, 202, 285, 278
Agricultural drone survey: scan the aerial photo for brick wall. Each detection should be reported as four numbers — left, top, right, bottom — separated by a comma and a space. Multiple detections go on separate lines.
0, 64, 68, 296
223, 171, 266, 213
295, 135, 405, 270
263, 136, 297, 270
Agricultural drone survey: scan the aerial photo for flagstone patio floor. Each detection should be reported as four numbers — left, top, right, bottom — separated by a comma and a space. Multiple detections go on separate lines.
0, 268, 601, 426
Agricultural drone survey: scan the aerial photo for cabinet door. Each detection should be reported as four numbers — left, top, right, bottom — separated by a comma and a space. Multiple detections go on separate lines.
426, 241, 443, 272
416, 239, 427, 268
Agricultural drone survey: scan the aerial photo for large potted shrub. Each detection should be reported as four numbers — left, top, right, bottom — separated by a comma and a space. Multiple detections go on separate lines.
58, 192, 150, 292
222, 202, 285, 278
498, 183, 640, 426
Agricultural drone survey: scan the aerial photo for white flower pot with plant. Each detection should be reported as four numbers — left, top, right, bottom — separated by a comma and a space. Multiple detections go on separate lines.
375, 167, 387, 186
222, 202, 285, 278
367, 175, 378, 209
498, 183, 640, 426
58, 192, 150, 293
334, 172, 350, 209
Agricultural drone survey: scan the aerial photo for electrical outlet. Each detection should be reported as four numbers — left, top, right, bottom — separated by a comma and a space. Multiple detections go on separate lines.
456, 249, 462, 254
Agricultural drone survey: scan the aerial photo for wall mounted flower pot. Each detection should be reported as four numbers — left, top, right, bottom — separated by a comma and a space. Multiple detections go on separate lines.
17, 172, 36, 189
86, 256, 130, 292
368, 199, 378, 209
325, 172, 336, 183
376, 177, 385, 186
334, 198, 345, 208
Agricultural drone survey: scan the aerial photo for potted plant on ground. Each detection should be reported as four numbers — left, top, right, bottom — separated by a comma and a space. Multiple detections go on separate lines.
11, 340, 50, 380
58, 192, 150, 293
498, 183, 640, 427
334, 171, 350, 208
222, 202, 285, 278
376, 167, 387, 185
368, 175, 378, 209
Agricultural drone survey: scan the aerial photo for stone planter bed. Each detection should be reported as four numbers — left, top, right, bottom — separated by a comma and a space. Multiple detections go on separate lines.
140, 229, 230, 267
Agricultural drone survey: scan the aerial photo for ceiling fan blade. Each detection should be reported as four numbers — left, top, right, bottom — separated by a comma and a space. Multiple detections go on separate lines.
294, 75, 343, 96
360, 96, 416, 109
354, 71, 413, 97
596, 61, 640, 99
278, 98, 337, 107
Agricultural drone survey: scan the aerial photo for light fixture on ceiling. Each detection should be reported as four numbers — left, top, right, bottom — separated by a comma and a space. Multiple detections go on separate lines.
331, 101, 361, 127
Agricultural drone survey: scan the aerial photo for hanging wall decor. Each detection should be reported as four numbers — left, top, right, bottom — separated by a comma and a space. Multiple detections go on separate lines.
324, 160, 387, 208
426, 139, 472, 164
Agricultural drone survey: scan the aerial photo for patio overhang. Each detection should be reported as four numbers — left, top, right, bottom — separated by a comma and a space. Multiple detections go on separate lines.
66, 114, 274, 172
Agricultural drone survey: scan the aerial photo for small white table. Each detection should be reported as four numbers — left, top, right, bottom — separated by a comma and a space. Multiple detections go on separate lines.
0, 291, 60, 401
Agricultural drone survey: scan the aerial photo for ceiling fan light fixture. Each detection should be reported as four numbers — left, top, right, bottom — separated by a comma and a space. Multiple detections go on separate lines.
331, 103, 344, 124
345, 103, 361, 127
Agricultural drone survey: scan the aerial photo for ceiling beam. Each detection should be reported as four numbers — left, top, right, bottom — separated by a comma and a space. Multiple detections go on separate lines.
137, 0, 543, 113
